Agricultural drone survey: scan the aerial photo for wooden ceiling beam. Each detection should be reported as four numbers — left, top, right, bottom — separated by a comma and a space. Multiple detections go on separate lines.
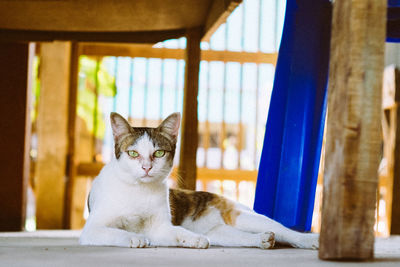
0, 0, 241, 44
0, 29, 186, 44
203, 0, 242, 41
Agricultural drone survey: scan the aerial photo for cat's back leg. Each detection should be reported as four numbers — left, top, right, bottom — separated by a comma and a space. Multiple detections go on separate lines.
233, 209, 319, 249
205, 224, 275, 249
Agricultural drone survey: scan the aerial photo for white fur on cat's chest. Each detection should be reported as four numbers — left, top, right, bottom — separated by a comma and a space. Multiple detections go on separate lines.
91, 169, 170, 233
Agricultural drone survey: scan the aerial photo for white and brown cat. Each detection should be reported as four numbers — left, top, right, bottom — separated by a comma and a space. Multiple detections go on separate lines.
79, 112, 318, 249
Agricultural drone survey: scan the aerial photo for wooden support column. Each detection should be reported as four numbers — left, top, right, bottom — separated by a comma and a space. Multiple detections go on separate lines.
36, 42, 71, 229
0, 43, 33, 231
178, 27, 202, 190
63, 42, 80, 229
319, 0, 386, 260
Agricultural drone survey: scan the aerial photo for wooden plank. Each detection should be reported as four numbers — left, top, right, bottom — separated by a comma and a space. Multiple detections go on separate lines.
79, 43, 278, 65
77, 162, 106, 177
390, 67, 400, 234
0, 43, 33, 231
0, 0, 241, 43
203, 0, 242, 41
195, 168, 257, 182
0, 29, 186, 44
177, 28, 202, 190
35, 42, 71, 229
0, 0, 211, 32
319, 0, 386, 260
76, 163, 257, 183
63, 42, 80, 229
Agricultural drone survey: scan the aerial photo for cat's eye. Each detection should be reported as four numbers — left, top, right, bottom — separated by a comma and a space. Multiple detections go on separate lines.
153, 150, 165, 158
127, 150, 139, 158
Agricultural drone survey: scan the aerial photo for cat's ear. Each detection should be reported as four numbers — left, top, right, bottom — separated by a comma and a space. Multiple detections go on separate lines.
110, 112, 132, 142
158, 112, 181, 141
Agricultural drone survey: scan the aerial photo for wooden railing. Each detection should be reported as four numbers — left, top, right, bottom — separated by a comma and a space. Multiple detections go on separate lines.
80, 43, 278, 65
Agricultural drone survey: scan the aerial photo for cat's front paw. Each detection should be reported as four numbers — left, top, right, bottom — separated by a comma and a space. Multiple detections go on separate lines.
130, 235, 150, 248
178, 234, 210, 249
260, 231, 275, 249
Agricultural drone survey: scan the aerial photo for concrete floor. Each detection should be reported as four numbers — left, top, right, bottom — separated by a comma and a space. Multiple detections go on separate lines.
0, 231, 399, 266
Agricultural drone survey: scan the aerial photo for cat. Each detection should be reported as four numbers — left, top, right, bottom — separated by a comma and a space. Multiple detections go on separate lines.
79, 112, 319, 249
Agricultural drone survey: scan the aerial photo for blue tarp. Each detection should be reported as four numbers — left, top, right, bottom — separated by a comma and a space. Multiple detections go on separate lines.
254, 0, 400, 232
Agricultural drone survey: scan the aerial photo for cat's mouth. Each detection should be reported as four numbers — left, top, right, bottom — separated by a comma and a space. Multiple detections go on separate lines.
140, 175, 155, 183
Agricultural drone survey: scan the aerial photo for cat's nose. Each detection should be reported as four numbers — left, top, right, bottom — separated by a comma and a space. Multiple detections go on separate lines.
142, 165, 152, 174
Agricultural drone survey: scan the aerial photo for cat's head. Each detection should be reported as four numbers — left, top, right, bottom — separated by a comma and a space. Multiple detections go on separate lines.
110, 112, 180, 185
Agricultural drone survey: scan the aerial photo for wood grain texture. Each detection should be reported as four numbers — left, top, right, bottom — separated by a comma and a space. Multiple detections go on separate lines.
178, 28, 202, 190
35, 42, 71, 229
0, 43, 33, 231
319, 0, 386, 260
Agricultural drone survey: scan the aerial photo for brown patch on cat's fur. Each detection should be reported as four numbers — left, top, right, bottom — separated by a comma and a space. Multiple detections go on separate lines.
211, 197, 241, 226
169, 189, 216, 225
169, 188, 241, 226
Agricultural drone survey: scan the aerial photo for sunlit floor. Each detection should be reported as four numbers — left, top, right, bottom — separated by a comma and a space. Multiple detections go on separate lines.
0, 231, 399, 267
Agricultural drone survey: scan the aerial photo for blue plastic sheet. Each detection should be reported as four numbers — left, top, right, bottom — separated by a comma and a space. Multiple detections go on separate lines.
253, 0, 332, 232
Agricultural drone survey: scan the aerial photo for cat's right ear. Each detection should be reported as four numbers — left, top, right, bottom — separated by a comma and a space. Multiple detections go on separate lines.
110, 112, 132, 142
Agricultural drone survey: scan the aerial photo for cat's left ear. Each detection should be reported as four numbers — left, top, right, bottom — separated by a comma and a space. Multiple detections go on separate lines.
158, 112, 181, 141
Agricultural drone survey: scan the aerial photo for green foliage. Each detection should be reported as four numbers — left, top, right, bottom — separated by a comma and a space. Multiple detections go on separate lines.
77, 56, 116, 139
31, 56, 41, 122
79, 56, 116, 97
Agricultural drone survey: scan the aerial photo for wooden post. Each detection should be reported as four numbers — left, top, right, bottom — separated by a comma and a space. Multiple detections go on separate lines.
177, 27, 202, 190
319, 0, 386, 260
35, 42, 71, 229
63, 42, 80, 229
0, 43, 33, 231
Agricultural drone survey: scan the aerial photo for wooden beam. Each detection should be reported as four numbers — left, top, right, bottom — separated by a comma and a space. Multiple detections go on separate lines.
0, 43, 33, 231
35, 42, 72, 229
0, 0, 241, 43
319, 0, 386, 260
0, 29, 185, 44
203, 0, 242, 41
178, 28, 202, 190
63, 42, 80, 229
76, 162, 258, 183
0, 0, 210, 32
79, 43, 278, 65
